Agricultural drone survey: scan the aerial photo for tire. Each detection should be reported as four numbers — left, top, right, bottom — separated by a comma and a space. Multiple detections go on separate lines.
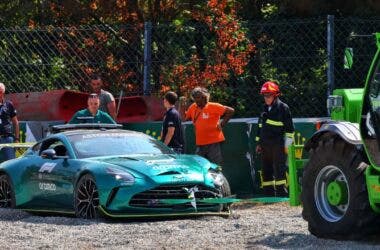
0, 174, 15, 208
301, 135, 378, 239
75, 174, 100, 219
220, 174, 231, 211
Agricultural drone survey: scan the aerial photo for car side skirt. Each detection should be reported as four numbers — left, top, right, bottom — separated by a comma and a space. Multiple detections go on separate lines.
21, 208, 75, 215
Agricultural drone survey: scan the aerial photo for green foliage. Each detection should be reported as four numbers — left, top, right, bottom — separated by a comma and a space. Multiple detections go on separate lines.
1, 1, 379, 118
261, 3, 279, 19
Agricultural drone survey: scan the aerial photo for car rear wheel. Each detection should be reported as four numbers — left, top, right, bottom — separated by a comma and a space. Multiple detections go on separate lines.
75, 174, 100, 219
0, 174, 15, 208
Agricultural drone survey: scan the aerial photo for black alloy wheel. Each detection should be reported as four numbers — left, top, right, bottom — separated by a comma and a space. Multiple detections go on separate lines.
75, 174, 100, 219
0, 174, 15, 208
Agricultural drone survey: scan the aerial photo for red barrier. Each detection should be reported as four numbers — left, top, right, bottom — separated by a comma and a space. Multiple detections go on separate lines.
6, 90, 165, 123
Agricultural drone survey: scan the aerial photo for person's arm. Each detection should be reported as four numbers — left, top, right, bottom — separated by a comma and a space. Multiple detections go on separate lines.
107, 100, 117, 121
283, 105, 295, 152
163, 127, 175, 145
68, 112, 78, 124
11, 116, 19, 142
218, 106, 235, 129
103, 112, 116, 124
255, 112, 263, 153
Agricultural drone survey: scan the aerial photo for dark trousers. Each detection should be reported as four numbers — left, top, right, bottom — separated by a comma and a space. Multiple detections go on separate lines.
0, 136, 16, 161
261, 142, 288, 197
196, 142, 223, 166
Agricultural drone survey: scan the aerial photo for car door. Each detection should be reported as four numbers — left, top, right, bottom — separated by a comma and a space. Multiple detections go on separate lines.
29, 138, 77, 211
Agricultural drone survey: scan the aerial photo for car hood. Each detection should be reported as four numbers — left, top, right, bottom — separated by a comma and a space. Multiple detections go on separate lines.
90, 154, 208, 177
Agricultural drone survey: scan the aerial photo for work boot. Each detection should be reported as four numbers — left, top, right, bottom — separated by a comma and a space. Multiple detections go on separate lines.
275, 185, 288, 197
263, 186, 276, 197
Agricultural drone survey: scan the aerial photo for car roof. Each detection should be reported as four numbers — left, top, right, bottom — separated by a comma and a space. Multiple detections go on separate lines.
59, 129, 147, 137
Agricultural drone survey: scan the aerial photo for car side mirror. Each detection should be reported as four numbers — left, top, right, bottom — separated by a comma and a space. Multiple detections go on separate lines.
41, 149, 57, 159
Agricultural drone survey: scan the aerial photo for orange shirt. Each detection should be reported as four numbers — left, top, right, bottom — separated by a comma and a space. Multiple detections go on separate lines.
186, 102, 226, 146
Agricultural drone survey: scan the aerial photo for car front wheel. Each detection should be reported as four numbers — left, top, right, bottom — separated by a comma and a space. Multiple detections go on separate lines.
0, 174, 15, 208
75, 174, 100, 219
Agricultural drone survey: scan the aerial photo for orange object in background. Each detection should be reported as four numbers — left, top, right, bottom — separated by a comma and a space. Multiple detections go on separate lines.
6, 90, 165, 123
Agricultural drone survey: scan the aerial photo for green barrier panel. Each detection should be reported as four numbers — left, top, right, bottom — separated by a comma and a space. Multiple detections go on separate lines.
0, 119, 319, 198
220, 121, 254, 196
123, 118, 321, 197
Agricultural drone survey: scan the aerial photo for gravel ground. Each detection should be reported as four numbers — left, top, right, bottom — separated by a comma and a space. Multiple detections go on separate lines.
0, 203, 379, 249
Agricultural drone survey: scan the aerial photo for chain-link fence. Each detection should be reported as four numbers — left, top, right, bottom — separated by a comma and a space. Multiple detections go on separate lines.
2, 17, 380, 118
334, 18, 380, 89
0, 25, 144, 95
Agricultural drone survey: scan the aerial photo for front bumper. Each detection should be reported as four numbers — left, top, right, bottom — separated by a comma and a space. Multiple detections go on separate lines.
98, 205, 231, 218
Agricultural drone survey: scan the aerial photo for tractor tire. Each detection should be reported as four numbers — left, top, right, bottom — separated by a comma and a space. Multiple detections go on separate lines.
301, 135, 379, 240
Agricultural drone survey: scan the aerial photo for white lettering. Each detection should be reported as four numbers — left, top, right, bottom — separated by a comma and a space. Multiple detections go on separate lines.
38, 182, 56, 191
151, 165, 188, 171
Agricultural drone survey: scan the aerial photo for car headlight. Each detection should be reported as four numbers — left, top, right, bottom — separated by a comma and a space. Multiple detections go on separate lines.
208, 170, 224, 187
106, 168, 135, 186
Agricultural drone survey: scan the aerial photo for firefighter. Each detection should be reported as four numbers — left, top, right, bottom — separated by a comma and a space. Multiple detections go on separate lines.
255, 81, 294, 197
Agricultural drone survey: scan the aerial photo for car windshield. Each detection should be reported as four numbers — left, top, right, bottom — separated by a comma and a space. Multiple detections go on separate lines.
68, 132, 173, 158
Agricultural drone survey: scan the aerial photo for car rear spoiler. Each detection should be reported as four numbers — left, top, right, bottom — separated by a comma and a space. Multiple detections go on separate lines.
50, 123, 123, 133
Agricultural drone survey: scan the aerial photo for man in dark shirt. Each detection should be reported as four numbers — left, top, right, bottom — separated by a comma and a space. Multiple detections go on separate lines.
0, 83, 20, 160
161, 91, 184, 153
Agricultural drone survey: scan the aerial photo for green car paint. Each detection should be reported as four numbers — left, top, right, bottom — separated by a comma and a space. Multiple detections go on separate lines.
0, 129, 230, 218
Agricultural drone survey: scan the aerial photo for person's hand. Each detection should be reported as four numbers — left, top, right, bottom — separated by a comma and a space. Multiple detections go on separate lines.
256, 145, 262, 154
14, 138, 20, 143
284, 147, 288, 154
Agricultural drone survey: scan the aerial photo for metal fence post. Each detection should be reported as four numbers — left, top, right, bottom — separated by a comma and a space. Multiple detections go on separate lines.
143, 21, 152, 96
327, 15, 335, 115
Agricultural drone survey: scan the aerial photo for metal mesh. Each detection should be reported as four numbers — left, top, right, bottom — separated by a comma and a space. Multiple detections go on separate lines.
0, 25, 144, 95
240, 18, 328, 117
334, 18, 380, 89
2, 17, 380, 118
148, 19, 328, 118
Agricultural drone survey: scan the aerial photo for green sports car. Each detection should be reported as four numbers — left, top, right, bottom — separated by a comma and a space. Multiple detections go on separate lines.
0, 124, 231, 219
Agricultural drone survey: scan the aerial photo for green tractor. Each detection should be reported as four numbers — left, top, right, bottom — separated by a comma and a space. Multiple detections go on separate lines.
288, 33, 380, 239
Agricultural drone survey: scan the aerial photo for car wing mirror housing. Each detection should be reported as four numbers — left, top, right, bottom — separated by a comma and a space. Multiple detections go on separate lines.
41, 149, 57, 159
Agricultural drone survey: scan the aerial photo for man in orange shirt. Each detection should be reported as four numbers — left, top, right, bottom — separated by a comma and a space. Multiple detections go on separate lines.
184, 87, 234, 165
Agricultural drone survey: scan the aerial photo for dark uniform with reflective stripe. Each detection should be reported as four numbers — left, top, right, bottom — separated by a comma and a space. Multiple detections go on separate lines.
256, 98, 294, 197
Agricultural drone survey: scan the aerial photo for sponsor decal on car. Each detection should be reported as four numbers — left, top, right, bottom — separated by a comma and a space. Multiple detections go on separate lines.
171, 175, 187, 182
39, 163, 57, 173
39, 182, 56, 191
151, 165, 189, 171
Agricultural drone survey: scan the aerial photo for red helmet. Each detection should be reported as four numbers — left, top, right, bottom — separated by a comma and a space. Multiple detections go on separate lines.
260, 81, 280, 96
